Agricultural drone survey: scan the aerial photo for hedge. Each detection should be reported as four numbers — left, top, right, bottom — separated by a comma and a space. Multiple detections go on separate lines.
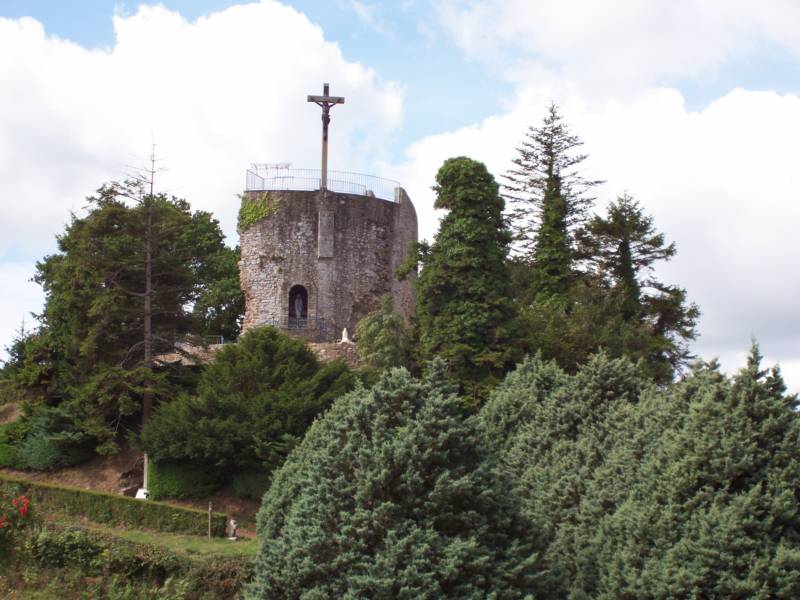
0, 474, 226, 537
148, 460, 225, 500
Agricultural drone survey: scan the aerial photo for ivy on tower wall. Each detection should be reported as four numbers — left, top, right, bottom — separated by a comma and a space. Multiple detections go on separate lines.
237, 192, 281, 232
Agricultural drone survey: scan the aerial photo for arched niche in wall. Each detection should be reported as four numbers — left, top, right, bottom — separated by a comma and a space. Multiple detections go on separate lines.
288, 284, 309, 327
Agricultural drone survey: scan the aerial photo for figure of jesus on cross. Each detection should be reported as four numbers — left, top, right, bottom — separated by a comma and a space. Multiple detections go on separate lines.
307, 83, 345, 191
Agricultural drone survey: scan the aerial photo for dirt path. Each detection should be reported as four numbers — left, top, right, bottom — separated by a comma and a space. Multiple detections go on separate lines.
1, 446, 142, 494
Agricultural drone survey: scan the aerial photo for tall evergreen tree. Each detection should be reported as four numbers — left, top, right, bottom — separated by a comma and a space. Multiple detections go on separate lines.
503, 103, 602, 298
579, 193, 699, 375
413, 157, 518, 401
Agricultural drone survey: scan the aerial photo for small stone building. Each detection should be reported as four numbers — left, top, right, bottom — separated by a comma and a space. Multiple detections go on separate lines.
238, 166, 418, 342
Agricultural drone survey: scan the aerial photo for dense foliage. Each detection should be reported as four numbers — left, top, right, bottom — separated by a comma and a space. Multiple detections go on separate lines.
412, 157, 520, 401
480, 346, 800, 599
499, 107, 697, 381
5, 182, 244, 461
249, 364, 537, 599
355, 294, 412, 372
141, 326, 355, 479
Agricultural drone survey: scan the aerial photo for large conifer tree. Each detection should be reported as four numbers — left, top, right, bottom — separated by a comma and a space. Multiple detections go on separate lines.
413, 157, 517, 400
249, 366, 538, 599
578, 193, 699, 377
503, 103, 602, 300
479, 346, 800, 599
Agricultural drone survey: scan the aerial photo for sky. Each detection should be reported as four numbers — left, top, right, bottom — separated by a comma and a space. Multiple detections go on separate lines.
1, 0, 799, 392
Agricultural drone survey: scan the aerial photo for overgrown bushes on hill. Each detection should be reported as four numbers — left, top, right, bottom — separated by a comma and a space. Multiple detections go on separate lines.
141, 326, 356, 495
249, 362, 538, 599
479, 346, 800, 599
22, 525, 252, 598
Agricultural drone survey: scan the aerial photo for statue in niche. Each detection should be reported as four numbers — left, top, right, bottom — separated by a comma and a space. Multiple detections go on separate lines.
294, 295, 304, 322
289, 284, 308, 328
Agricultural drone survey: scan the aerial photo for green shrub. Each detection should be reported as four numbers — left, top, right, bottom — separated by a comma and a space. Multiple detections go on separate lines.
26, 528, 104, 569
231, 470, 271, 501
148, 461, 225, 500
18, 433, 93, 471
141, 327, 355, 476
0, 443, 19, 468
0, 420, 28, 444
23, 525, 253, 597
0, 474, 226, 536
0, 421, 26, 467
14, 405, 94, 471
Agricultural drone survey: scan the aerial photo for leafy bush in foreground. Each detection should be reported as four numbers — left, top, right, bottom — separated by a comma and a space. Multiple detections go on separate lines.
22, 525, 252, 598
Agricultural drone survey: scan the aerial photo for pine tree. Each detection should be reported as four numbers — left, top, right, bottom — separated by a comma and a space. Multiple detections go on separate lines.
579, 193, 699, 377
413, 157, 518, 401
248, 366, 539, 599
502, 104, 602, 284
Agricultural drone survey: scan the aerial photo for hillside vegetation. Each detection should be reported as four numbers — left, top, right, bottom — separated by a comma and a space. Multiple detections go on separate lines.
1, 106, 792, 599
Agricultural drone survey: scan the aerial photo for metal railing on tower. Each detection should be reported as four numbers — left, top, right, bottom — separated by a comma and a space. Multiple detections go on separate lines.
246, 164, 402, 203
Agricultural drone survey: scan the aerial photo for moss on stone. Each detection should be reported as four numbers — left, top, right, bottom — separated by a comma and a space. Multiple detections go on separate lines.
238, 192, 280, 232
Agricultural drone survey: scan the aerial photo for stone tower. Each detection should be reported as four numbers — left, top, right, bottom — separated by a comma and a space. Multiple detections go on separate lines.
238, 165, 418, 342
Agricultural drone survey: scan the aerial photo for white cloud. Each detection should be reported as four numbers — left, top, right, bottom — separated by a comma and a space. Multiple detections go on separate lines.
390, 84, 800, 391
437, 0, 800, 90
348, 0, 389, 34
0, 3, 403, 253
0, 1, 403, 358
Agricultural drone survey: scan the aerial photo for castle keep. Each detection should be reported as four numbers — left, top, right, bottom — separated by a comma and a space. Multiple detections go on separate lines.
238, 165, 418, 342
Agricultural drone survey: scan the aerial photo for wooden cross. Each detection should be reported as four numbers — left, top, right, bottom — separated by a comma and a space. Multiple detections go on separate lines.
307, 83, 345, 190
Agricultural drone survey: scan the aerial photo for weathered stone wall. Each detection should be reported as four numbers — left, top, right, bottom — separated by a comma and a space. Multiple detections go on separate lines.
308, 341, 361, 369
239, 188, 417, 341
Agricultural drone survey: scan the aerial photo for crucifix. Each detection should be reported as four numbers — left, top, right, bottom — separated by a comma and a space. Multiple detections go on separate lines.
307, 83, 345, 190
